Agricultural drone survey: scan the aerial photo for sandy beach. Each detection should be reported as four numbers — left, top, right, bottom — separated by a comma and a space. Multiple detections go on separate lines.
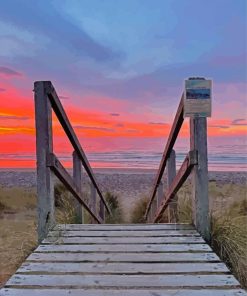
0, 169, 246, 288
0, 169, 246, 220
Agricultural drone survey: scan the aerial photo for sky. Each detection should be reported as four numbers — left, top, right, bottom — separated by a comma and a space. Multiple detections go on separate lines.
0, 0, 246, 169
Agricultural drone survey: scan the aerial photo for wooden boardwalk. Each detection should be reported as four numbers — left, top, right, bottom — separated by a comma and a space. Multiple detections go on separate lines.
1, 223, 246, 296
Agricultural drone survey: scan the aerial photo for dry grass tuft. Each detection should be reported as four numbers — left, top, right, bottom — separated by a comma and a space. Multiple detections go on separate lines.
211, 199, 247, 288
105, 192, 124, 224
130, 195, 149, 223
55, 183, 79, 224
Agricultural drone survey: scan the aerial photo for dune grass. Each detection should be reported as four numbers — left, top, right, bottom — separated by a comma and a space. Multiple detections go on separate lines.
0, 186, 37, 288
130, 195, 149, 223
105, 191, 124, 224
129, 181, 247, 288
211, 198, 247, 288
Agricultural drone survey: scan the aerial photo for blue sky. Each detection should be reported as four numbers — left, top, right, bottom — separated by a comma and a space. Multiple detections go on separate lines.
0, 0, 246, 168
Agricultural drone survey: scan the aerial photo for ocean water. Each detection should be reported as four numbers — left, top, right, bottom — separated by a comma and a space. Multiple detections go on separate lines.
0, 145, 246, 171
85, 147, 247, 171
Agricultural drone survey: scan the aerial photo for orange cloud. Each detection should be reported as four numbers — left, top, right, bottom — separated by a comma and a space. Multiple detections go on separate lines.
0, 83, 246, 168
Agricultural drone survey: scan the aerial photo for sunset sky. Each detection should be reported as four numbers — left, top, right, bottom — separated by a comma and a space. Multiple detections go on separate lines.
0, 0, 246, 169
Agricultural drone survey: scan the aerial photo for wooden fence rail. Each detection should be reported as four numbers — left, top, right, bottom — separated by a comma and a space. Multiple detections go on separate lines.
34, 81, 111, 242
145, 89, 210, 241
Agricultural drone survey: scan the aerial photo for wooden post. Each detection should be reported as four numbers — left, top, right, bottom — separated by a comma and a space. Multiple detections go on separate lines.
73, 151, 83, 223
99, 199, 105, 222
90, 182, 97, 224
190, 117, 210, 241
34, 81, 55, 243
167, 149, 177, 223
157, 181, 163, 209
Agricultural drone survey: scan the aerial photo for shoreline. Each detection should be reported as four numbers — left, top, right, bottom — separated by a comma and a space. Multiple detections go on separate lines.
0, 167, 246, 173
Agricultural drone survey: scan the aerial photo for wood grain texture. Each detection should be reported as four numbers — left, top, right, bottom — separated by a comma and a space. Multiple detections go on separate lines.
53, 223, 195, 231
48, 229, 199, 237
27, 252, 220, 262
1, 224, 244, 296
167, 149, 178, 222
34, 81, 55, 243
42, 235, 205, 244
36, 243, 212, 253
18, 262, 229, 274
72, 151, 83, 223
5, 274, 240, 288
2, 290, 246, 296
190, 117, 210, 241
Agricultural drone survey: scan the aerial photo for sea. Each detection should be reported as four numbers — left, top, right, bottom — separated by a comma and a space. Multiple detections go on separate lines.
85, 146, 246, 171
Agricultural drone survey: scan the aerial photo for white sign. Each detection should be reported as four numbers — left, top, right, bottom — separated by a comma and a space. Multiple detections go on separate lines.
184, 78, 212, 118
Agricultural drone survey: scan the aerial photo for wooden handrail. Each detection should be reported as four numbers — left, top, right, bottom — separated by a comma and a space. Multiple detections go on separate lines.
145, 95, 184, 219
145, 82, 210, 241
45, 82, 111, 215
153, 150, 197, 222
47, 153, 103, 223
34, 81, 110, 242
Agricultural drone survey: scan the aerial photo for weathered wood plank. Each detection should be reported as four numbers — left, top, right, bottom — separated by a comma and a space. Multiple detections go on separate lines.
42, 236, 205, 244
2, 289, 246, 296
154, 150, 197, 222
157, 181, 163, 209
5, 274, 240, 288
34, 81, 55, 243
48, 230, 199, 237
167, 149, 178, 222
47, 153, 102, 224
72, 151, 83, 223
145, 95, 184, 219
36, 243, 212, 253
46, 82, 110, 215
18, 261, 228, 274
54, 223, 195, 231
90, 182, 97, 224
190, 117, 210, 241
27, 252, 220, 262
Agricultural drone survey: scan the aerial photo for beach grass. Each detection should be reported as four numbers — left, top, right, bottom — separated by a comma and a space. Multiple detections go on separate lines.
129, 181, 247, 288
105, 191, 124, 223
130, 195, 149, 223
177, 182, 247, 289
0, 178, 246, 288
0, 186, 37, 288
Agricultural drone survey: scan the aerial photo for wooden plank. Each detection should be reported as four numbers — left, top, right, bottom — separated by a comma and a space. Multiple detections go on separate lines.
190, 117, 210, 241
47, 153, 102, 224
167, 149, 178, 222
54, 224, 195, 231
145, 95, 184, 218
90, 182, 97, 224
34, 81, 55, 243
48, 230, 199, 237
154, 150, 197, 222
46, 82, 111, 215
42, 236, 205, 244
18, 262, 229, 274
27, 252, 220, 262
36, 243, 212, 253
5, 274, 240, 288
72, 150, 83, 223
2, 289, 246, 296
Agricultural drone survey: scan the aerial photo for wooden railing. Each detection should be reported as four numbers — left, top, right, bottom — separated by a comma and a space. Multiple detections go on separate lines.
34, 81, 111, 242
145, 93, 210, 241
